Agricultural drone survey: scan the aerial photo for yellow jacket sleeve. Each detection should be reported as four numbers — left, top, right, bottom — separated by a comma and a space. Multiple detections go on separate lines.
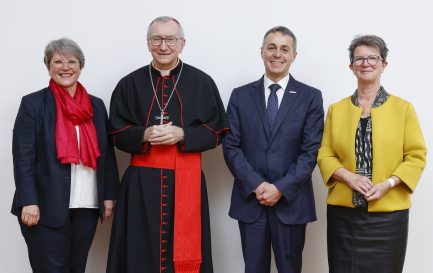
392, 103, 427, 193
317, 105, 344, 188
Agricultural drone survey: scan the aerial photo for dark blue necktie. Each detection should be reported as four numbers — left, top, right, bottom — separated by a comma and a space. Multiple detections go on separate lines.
267, 83, 281, 131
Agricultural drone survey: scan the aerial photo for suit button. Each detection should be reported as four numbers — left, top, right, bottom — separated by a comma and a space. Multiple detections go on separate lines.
267, 150, 272, 154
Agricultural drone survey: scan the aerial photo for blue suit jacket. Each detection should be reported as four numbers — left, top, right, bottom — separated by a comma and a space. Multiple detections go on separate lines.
223, 75, 324, 224
11, 87, 119, 227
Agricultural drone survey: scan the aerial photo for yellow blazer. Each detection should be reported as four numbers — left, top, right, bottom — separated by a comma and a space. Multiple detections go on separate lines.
317, 95, 427, 212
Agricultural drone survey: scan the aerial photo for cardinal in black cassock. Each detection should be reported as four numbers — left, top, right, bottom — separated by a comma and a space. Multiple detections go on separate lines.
106, 59, 228, 273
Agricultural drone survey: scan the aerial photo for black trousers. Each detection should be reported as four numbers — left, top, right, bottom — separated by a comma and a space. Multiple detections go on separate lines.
19, 208, 99, 273
327, 205, 408, 273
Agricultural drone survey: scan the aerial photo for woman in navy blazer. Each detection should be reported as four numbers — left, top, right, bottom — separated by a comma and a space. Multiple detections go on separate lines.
11, 38, 119, 273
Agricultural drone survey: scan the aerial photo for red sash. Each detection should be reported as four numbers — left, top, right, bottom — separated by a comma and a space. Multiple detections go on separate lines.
131, 145, 202, 273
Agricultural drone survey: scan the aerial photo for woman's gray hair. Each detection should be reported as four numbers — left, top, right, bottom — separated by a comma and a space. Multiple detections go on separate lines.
44, 38, 85, 69
146, 16, 185, 38
348, 35, 389, 63
262, 26, 297, 53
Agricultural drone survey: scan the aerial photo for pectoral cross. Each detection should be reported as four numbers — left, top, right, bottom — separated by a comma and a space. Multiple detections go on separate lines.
155, 111, 169, 125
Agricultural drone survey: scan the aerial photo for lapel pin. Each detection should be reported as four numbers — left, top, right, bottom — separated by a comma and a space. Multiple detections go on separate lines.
289, 90, 297, 94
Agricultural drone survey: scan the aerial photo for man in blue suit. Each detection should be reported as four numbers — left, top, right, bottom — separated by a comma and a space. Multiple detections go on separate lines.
223, 26, 324, 273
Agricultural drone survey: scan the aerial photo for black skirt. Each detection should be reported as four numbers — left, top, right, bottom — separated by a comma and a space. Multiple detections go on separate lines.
327, 205, 408, 273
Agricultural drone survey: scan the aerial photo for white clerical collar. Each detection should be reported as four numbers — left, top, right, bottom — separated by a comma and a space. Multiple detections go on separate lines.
264, 74, 290, 91
152, 58, 180, 76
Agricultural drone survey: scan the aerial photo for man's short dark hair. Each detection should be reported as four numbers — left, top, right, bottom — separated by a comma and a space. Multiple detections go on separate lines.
262, 26, 297, 52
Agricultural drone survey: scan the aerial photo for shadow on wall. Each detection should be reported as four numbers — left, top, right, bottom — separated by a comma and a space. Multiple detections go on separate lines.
86, 148, 130, 272
302, 167, 329, 273
202, 146, 244, 272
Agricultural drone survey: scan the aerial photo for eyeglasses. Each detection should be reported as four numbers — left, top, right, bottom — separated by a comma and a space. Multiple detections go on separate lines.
352, 55, 383, 66
51, 59, 79, 69
149, 36, 182, 46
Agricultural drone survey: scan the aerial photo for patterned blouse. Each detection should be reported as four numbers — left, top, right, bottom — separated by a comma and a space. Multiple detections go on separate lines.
351, 86, 390, 207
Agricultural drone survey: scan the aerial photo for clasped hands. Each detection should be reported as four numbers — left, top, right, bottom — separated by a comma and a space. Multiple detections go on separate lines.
255, 182, 282, 206
143, 122, 184, 145
346, 173, 391, 202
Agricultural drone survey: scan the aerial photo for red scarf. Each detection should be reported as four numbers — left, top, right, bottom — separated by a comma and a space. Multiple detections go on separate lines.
50, 79, 100, 169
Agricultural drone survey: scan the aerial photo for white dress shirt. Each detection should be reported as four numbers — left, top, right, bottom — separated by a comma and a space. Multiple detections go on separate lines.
264, 74, 290, 108
69, 126, 98, 208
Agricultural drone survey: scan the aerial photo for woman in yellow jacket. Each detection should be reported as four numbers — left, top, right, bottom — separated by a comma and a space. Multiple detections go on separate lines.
318, 35, 426, 273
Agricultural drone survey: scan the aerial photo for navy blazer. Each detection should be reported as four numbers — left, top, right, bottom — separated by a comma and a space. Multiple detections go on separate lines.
11, 87, 119, 227
223, 75, 324, 224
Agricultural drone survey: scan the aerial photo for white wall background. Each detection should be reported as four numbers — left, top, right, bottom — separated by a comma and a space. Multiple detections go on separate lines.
1, 0, 432, 272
